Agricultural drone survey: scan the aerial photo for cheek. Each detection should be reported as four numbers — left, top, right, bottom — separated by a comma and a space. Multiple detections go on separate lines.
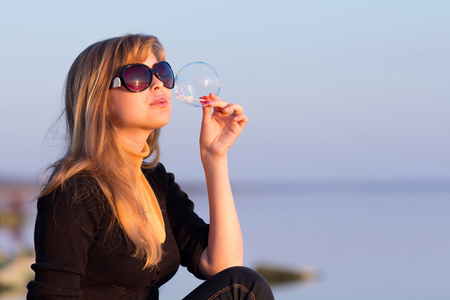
107, 94, 131, 124
107, 97, 119, 120
164, 89, 172, 102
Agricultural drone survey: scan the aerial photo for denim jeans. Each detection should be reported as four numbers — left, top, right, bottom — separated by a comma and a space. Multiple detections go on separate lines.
182, 266, 274, 300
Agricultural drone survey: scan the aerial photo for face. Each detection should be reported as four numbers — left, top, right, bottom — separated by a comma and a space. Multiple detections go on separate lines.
108, 52, 172, 143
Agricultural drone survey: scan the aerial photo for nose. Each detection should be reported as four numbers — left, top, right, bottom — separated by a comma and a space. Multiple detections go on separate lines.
149, 73, 164, 91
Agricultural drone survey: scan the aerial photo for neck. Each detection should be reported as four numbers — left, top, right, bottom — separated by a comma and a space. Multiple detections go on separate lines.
115, 129, 152, 152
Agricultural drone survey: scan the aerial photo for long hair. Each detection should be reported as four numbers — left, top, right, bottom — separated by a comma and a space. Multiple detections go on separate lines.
41, 34, 166, 268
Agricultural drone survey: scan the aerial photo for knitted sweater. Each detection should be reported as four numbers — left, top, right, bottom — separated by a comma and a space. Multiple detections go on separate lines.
27, 163, 209, 300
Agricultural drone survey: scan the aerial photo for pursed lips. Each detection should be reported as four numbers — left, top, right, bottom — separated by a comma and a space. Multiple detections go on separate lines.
150, 96, 170, 107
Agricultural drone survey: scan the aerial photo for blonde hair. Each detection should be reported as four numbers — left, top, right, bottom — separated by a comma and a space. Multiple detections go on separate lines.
42, 34, 167, 268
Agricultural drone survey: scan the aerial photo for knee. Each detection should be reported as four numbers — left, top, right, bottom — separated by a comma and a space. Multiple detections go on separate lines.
219, 266, 274, 300
223, 266, 262, 280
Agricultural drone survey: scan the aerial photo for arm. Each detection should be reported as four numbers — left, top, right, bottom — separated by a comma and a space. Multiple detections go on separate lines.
197, 94, 248, 277
27, 176, 102, 299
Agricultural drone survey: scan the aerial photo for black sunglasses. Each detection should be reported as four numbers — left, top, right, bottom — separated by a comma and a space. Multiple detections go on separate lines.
110, 61, 175, 92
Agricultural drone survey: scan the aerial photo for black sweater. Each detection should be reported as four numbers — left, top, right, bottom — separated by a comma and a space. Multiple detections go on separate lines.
27, 163, 209, 299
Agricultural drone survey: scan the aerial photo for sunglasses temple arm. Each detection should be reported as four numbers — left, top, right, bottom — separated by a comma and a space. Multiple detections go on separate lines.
110, 77, 122, 89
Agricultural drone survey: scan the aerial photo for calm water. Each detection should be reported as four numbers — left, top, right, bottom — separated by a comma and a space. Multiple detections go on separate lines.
162, 180, 450, 300
1, 180, 449, 299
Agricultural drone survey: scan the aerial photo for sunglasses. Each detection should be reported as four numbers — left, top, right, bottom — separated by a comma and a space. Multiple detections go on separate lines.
110, 61, 175, 92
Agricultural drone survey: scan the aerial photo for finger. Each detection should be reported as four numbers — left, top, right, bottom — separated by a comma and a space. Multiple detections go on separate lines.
204, 93, 229, 109
201, 96, 213, 122
199, 93, 218, 104
224, 103, 244, 114
233, 113, 248, 126
210, 99, 229, 110
200, 96, 213, 107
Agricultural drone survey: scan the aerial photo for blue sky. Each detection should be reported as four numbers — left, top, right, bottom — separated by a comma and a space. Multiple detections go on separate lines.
1, 0, 449, 182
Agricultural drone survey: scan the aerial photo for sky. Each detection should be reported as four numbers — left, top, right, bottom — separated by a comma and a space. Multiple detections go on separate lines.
1, 0, 449, 183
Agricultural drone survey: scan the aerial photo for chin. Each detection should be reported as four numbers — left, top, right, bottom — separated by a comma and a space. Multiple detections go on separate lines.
149, 108, 171, 128
159, 118, 171, 128
150, 116, 171, 129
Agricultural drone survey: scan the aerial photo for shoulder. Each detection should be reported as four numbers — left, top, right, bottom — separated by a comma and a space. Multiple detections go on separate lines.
142, 162, 170, 178
37, 172, 108, 222
142, 162, 174, 190
142, 163, 188, 205
45, 172, 103, 202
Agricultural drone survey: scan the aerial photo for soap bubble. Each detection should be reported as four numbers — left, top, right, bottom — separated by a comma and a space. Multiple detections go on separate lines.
174, 61, 221, 107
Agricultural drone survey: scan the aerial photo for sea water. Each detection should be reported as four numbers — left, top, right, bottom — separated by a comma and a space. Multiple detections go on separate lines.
161, 180, 450, 300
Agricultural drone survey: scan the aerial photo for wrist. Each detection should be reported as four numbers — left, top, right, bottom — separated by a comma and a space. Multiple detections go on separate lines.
201, 146, 227, 160
201, 152, 227, 166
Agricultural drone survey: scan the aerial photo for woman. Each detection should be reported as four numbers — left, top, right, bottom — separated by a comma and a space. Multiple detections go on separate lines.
26, 34, 274, 299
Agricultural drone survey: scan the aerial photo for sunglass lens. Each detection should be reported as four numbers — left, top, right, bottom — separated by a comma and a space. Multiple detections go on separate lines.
123, 65, 151, 92
157, 62, 174, 89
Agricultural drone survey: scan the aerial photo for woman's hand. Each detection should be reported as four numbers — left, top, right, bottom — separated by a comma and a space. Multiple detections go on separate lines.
199, 93, 248, 160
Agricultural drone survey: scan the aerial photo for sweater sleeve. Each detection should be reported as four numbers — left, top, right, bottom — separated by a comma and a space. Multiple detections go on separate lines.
148, 164, 209, 280
27, 175, 106, 299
